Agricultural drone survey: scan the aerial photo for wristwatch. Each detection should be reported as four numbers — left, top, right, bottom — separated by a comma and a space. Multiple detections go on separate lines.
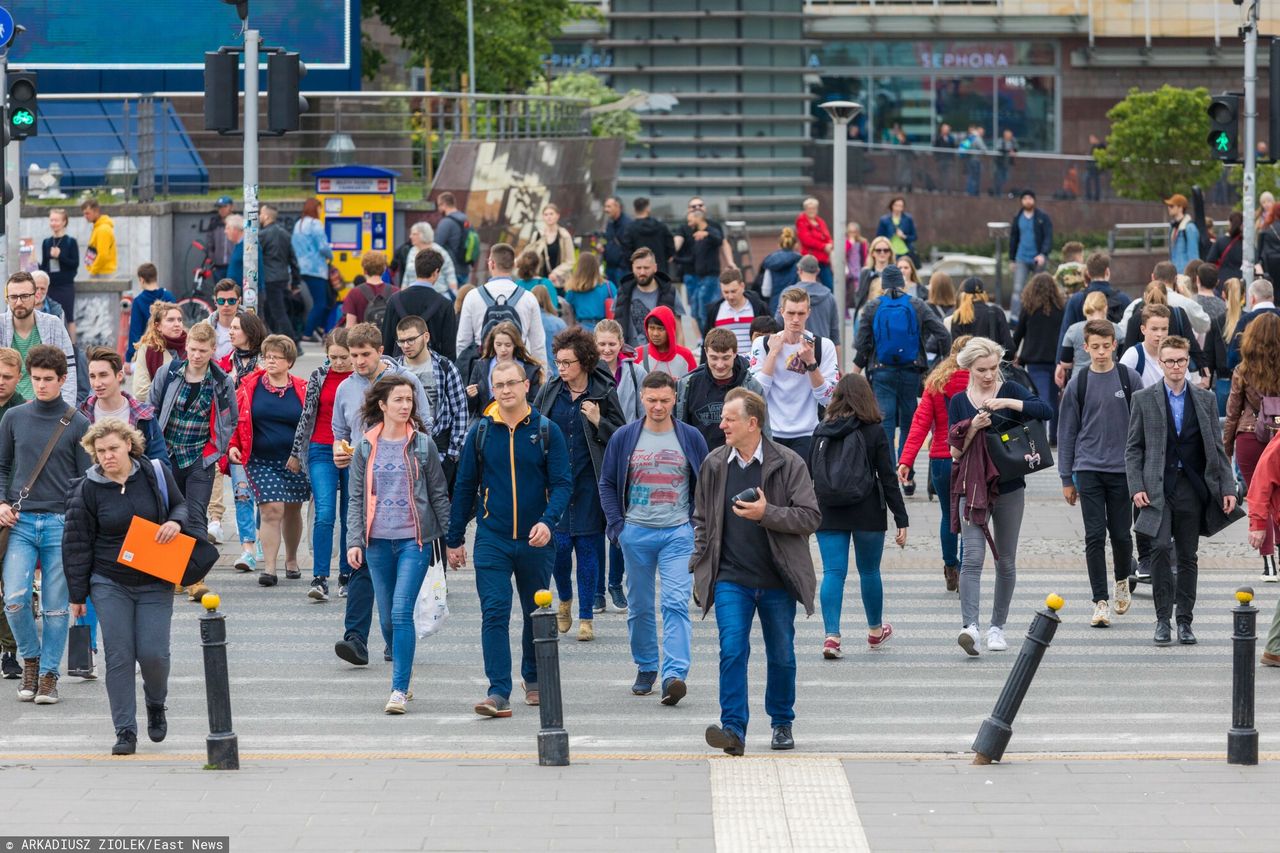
805, 361, 819, 373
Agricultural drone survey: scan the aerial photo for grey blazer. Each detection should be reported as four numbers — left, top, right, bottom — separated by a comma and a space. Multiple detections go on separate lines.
1124, 381, 1233, 538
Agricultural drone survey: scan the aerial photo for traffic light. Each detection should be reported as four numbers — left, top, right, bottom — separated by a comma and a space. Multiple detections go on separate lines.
7, 71, 37, 140
267, 51, 307, 134
204, 52, 239, 134
1207, 93, 1240, 163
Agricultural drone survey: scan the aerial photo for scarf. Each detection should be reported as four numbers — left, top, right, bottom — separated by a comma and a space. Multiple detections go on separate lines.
231, 348, 261, 385
145, 330, 188, 380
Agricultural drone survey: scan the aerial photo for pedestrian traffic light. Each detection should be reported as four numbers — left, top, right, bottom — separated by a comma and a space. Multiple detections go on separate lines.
7, 71, 37, 140
267, 51, 307, 134
204, 52, 239, 134
1207, 93, 1240, 163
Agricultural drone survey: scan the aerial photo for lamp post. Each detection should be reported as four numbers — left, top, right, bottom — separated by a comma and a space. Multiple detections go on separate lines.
819, 101, 862, 370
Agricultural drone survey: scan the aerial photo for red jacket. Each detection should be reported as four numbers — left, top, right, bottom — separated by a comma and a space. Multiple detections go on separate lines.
795, 213, 833, 265
899, 370, 969, 468
226, 368, 309, 470
1248, 436, 1280, 532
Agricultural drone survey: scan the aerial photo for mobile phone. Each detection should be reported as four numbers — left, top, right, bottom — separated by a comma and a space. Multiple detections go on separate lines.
733, 487, 760, 504
802, 330, 815, 345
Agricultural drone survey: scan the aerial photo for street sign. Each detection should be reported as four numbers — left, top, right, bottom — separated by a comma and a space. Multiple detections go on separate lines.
0, 7, 13, 48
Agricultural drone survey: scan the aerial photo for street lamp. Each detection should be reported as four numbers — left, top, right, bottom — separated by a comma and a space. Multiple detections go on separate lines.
819, 100, 862, 370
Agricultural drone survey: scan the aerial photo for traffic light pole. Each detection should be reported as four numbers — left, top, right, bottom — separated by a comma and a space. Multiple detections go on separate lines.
0, 49, 8, 282
1243, 0, 1260, 288
242, 27, 259, 313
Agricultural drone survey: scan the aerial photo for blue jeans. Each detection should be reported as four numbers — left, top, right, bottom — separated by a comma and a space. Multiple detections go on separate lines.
815, 529, 885, 636
595, 539, 626, 596
553, 531, 602, 620
619, 522, 693, 681
343, 563, 376, 650
1010, 260, 1044, 321
930, 458, 959, 567
2, 513, 68, 676
1024, 362, 1059, 442
230, 463, 257, 545
308, 443, 350, 578
683, 274, 719, 332
872, 366, 920, 459
366, 538, 431, 693
302, 274, 330, 336
1215, 377, 1232, 417
965, 158, 982, 196
473, 535, 554, 699
817, 263, 833, 290
714, 580, 796, 738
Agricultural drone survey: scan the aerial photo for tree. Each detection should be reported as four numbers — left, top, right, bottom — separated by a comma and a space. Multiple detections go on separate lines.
1095, 85, 1223, 202
527, 73, 641, 143
365, 0, 584, 93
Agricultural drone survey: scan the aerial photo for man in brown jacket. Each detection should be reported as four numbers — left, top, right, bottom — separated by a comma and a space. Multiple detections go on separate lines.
691, 388, 821, 755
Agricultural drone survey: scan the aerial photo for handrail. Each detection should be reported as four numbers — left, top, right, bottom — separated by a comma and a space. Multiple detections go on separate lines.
39, 90, 591, 105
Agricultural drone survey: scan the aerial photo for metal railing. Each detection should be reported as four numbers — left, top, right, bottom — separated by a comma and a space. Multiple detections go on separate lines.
28, 91, 592, 202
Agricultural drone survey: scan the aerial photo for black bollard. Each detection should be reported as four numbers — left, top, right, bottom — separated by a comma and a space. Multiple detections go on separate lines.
531, 589, 569, 766
198, 594, 239, 770
972, 594, 1063, 765
1228, 587, 1258, 766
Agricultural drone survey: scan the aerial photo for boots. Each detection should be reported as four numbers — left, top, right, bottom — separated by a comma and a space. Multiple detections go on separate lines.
943, 564, 959, 593
556, 600, 572, 634
578, 620, 594, 642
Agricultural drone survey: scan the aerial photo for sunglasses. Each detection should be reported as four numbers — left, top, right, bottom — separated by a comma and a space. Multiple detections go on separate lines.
873, 248, 892, 254
215, 297, 239, 306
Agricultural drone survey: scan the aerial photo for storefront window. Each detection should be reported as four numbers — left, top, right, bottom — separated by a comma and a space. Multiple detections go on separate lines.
873, 76, 933, 144
935, 76, 994, 140
996, 75, 1055, 152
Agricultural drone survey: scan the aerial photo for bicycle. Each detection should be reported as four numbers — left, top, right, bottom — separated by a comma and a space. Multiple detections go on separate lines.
177, 238, 217, 326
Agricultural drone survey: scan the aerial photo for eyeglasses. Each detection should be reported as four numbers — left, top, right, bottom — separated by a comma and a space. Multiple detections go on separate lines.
215, 297, 239, 306
396, 331, 426, 347
6, 292, 35, 302
688, 203, 705, 210
492, 379, 526, 391
554, 359, 579, 369
1160, 357, 1190, 367
263, 353, 290, 363
873, 248, 892, 255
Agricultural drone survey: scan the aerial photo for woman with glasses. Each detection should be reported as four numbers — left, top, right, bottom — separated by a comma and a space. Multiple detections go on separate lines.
131, 302, 185, 401
465, 322, 543, 415
228, 335, 309, 587
857, 237, 895, 314
290, 327, 354, 601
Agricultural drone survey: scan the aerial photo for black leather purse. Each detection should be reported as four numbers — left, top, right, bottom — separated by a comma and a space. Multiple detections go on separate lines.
983, 411, 1054, 483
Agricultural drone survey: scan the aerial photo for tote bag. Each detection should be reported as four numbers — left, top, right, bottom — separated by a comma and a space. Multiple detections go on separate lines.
984, 412, 1054, 483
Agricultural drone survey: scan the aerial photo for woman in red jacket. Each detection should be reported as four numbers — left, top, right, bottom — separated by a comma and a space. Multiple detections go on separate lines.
795, 197, 834, 290
897, 336, 971, 592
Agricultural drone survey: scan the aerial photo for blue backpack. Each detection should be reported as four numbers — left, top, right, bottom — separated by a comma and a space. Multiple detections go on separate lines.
873, 289, 921, 367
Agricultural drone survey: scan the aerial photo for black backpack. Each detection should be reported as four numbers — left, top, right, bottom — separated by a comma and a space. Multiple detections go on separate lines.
357, 283, 391, 330
478, 284, 526, 344
1074, 364, 1134, 411
810, 426, 876, 507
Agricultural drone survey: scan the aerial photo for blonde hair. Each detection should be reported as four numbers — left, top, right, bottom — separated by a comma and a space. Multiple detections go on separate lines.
531, 284, 557, 315
81, 418, 147, 461
187, 322, 217, 346
594, 319, 623, 341
566, 253, 603, 293
454, 284, 475, 316
137, 301, 181, 352
0, 347, 21, 370
924, 334, 973, 394
957, 337, 1005, 379
1082, 290, 1108, 317
866, 236, 893, 268
778, 227, 797, 251
954, 289, 988, 326
896, 255, 920, 286
1225, 277, 1246, 333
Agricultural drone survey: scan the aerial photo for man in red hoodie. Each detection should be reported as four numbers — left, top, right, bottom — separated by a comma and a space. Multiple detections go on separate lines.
1249, 437, 1280, 666
635, 306, 696, 379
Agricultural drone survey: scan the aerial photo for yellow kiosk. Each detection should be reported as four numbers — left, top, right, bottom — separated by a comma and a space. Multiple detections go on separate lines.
314, 165, 398, 282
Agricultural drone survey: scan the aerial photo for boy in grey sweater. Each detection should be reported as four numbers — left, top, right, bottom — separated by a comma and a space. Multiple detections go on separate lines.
1057, 319, 1145, 629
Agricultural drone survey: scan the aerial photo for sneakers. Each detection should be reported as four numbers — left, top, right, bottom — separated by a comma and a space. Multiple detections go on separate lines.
473, 695, 512, 718
0, 651, 19, 679
112, 729, 137, 756
34, 672, 59, 704
958, 625, 980, 657
867, 623, 894, 650
522, 681, 540, 706
334, 637, 370, 666
234, 552, 256, 573
1091, 600, 1111, 628
146, 704, 167, 742
632, 670, 658, 696
385, 690, 408, 715
255, 541, 264, 563
207, 520, 224, 544
308, 577, 329, 602
822, 636, 843, 659
986, 626, 1008, 652
18, 657, 38, 700
1114, 579, 1132, 615
578, 620, 594, 642
556, 600, 573, 634
608, 585, 628, 611
337, 574, 350, 597
592, 595, 606, 614
660, 677, 687, 706
943, 564, 959, 593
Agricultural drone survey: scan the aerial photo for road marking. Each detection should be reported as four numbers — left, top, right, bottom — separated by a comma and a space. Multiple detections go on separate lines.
710, 757, 870, 853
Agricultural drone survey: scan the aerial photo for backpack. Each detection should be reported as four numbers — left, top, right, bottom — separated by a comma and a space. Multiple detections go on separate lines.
445, 211, 481, 266
810, 427, 876, 507
478, 284, 526, 345
1255, 395, 1280, 445
357, 283, 390, 330
1074, 365, 1134, 413
872, 289, 921, 367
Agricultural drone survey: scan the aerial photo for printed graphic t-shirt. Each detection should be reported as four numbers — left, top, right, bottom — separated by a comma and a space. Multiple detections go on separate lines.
625, 426, 690, 529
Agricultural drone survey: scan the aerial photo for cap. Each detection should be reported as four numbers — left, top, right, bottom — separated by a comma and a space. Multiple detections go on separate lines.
216, 195, 234, 206
1164, 193, 1189, 209
797, 254, 821, 274
961, 277, 985, 295
879, 264, 905, 291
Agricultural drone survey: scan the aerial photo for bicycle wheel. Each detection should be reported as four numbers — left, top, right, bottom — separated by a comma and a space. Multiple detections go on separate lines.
179, 296, 214, 327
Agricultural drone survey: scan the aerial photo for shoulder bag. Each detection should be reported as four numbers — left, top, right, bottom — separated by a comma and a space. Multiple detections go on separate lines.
983, 409, 1054, 483
0, 406, 76, 560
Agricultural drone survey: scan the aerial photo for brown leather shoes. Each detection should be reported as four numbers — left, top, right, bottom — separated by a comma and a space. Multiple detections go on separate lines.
1261, 652, 1280, 667
943, 564, 959, 593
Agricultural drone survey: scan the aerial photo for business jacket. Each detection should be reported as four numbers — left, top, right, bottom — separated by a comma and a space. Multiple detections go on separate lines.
1125, 380, 1234, 538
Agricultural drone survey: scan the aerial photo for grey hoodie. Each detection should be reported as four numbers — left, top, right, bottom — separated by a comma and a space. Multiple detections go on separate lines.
331, 356, 432, 443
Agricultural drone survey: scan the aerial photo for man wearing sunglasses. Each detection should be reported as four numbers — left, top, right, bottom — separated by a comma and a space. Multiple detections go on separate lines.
209, 280, 241, 361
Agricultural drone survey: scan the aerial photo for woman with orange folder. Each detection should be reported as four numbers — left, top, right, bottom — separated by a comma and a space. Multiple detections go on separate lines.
64, 418, 186, 756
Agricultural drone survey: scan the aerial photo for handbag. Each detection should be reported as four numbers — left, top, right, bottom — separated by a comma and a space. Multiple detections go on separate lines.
983, 411, 1054, 483
413, 559, 450, 640
0, 406, 77, 559
66, 624, 93, 675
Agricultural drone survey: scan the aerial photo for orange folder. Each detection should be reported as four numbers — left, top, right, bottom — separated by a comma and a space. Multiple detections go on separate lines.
117, 516, 195, 584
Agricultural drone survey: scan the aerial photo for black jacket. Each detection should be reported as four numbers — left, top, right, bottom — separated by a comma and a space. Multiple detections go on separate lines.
468, 358, 541, 416
603, 214, 632, 270
701, 291, 768, 343
622, 216, 676, 270
259, 221, 300, 287
1008, 208, 1053, 261
1013, 306, 1066, 364
676, 222, 723, 277
40, 235, 80, 294
64, 459, 187, 604
381, 284, 459, 362
810, 417, 909, 533
1207, 232, 1243, 283
676, 356, 766, 451
950, 301, 1015, 359
532, 366, 626, 480
614, 271, 679, 347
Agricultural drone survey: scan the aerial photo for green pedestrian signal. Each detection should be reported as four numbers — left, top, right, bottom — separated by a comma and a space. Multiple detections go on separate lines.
10, 109, 33, 127
1214, 132, 1230, 153
1207, 93, 1240, 163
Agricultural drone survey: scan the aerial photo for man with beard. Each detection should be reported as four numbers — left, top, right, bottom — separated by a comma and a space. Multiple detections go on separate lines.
613, 248, 682, 349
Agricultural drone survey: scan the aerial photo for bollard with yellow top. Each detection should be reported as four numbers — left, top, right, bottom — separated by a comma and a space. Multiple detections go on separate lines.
199, 592, 239, 770
531, 588, 569, 766
1229, 586, 1258, 765
971, 594, 1064, 765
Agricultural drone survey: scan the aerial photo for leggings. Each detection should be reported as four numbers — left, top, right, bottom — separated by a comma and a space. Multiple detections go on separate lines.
957, 489, 1025, 630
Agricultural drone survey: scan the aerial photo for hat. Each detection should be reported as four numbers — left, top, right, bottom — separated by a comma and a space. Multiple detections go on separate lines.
1019, 188, 1036, 200
1164, 193, 1189, 209
797, 254, 821, 274
961, 277, 985, 295
879, 264, 905, 291
216, 195, 234, 206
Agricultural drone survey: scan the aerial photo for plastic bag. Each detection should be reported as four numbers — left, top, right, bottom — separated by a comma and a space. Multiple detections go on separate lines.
413, 561, 449, 639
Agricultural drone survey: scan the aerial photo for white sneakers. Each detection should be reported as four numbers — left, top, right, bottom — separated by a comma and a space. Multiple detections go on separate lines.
207, 521, 224, 545
1091, 600, 1111, 628
958, 625, 981, 656
1114, 580, 1132, 615
385, 690, 409, 714
985, 626, 1008, 652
